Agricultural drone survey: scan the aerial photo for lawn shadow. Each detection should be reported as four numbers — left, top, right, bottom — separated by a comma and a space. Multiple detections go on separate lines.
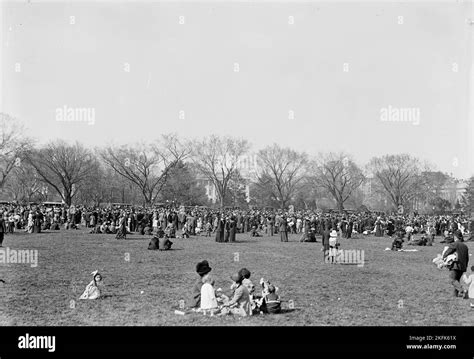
100, 294, 128, 299
278, 308, 300, 314
124, 237, 153, 240
147, 248, 184, 251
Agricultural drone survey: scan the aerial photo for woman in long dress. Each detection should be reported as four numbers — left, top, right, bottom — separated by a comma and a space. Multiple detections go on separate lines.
224, 217, 230, 242
215, 215, 225, 243
229, 217, 236, 242
280, 216, 288, 242
116, 215, 127, 239
375, 217, 383, 237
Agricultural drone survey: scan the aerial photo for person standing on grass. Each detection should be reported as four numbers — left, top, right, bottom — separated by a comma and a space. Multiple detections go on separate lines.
443, 235, 469, 298
461, 266, 474, 303
0, 211, 6, 247
266, 216, 274, 236
229, 216, 236, 242
215, 215, 225, 243
280, 215, 288, 242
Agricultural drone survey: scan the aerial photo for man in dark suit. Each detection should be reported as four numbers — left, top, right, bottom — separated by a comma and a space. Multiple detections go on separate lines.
443, 236, 469, 297
0, 212, 6, 247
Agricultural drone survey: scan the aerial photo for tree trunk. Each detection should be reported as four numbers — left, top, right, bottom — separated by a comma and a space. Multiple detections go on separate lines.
220, 195, 225, 209
337, 201, 344, 211
64, 193, 72, 206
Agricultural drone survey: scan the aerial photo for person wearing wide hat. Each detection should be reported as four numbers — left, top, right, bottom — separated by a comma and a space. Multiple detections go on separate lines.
188, 260, 212, 308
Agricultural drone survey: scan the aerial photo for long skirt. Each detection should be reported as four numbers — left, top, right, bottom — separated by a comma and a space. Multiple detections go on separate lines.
280, 231, 288, 242
215, 230, 224, 242
116, 227, 126, 239
375, 225, 383, 237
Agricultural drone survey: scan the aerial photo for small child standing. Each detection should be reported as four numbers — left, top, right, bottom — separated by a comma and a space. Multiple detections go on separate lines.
327, 230, 339, 263
461, 266, 474, 307
205, 222, 212, 237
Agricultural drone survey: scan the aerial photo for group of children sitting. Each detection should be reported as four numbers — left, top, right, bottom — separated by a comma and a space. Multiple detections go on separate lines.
190, 261, 281, 317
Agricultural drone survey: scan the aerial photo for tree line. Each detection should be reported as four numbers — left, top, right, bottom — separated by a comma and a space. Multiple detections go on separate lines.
1, 113, 472, 213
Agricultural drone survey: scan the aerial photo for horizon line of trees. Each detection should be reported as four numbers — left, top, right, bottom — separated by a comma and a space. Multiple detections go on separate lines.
1, 113, 473, 214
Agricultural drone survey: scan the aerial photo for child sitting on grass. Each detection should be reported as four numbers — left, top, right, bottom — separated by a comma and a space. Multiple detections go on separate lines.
199, 274, 220, 315
254, 278, 281, 314
220, 273, 252, 317
79, 270, 102, 300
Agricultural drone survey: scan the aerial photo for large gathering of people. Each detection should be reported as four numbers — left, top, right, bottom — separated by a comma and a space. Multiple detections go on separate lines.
0, 202, 472, 243
1, 201, 472, 307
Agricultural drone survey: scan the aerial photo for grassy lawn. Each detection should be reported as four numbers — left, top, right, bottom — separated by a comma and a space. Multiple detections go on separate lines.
1, 229, 473, 326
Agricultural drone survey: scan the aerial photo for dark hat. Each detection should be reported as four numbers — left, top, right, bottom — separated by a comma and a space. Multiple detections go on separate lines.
196, 260, 212, 276
238, 268, 251, 279
445, 236, 454, 243
231, 272, 243, 283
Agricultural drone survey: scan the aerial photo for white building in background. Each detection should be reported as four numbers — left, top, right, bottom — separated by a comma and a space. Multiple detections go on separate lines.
439, 179, 468, 204
195, 154, 259, 204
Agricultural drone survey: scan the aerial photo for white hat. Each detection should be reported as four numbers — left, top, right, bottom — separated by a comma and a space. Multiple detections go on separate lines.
330, 230, 338, 237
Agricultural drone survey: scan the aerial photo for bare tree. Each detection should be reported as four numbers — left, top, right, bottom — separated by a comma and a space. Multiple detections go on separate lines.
99, 134, 188, 206
0, 113, 33, 189
367, 154, 431, 211
255, 144, 307, 209
26, 141, 96, 206
190, 135, 250, 208
310, 152, 365, 211
5, 163, 43, 203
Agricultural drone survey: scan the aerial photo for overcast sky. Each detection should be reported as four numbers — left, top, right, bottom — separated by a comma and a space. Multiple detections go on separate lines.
1, 0, 473, 179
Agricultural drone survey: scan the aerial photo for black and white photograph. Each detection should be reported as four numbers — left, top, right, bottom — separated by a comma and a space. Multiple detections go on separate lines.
1, 0, 474, 355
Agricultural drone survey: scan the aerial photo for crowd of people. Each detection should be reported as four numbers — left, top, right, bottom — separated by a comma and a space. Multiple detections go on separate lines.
0, 202, 472, 242
0, 202, 473, 246
0, 202, 472, 306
